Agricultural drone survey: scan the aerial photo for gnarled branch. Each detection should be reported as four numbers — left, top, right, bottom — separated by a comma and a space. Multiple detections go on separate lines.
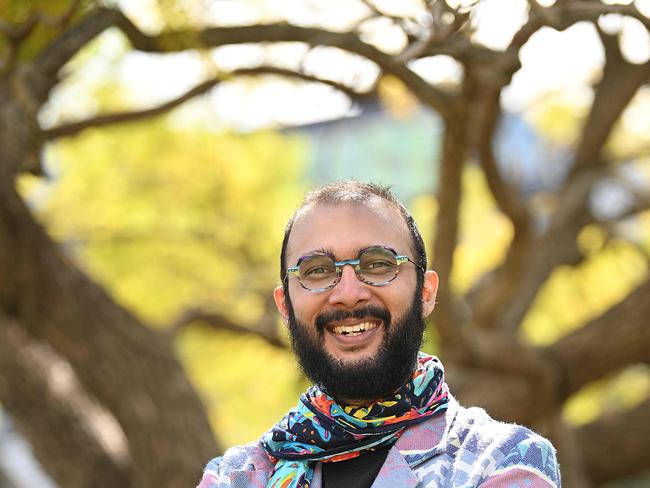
570, 32, 650, 178
170, 306, 286, 350
42, 78, 220, 140
110, 11, 453, 118
549, 276, 650, 399
43, 65, 376, 140
27, 8, 122, 103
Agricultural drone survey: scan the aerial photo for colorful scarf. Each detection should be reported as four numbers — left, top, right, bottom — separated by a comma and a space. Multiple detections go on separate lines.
261, 353, 449, 488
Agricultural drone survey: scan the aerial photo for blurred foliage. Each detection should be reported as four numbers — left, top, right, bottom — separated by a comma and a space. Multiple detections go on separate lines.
180, 328, 308, 446
20, 117, 309, 445
378, 75, 420, 120
527, 91, 589, 147
0, 0, 93, 62
521, 238, 647, 346
39, 121, 307, 322
608, 88, 650, 159
454, 165, 514, 293
564, 364, 650, 426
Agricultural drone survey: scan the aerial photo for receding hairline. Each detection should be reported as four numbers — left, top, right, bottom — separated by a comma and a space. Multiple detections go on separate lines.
285, 198, 416, 259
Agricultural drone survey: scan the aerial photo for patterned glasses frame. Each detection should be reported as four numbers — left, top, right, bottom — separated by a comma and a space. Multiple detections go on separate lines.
285, 245, 425, 292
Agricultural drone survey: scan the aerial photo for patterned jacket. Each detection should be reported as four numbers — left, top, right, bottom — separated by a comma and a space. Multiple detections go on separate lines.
196, 396, 560, 488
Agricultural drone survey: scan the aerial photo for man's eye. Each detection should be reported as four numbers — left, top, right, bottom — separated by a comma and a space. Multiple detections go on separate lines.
365, 260, 393, 270
304, 266, 331, 276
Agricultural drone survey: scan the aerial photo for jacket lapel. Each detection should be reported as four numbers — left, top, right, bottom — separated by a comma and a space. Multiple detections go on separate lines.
396, 396, 458, 468
369, 398, 458, 487
370, 445, 420, 488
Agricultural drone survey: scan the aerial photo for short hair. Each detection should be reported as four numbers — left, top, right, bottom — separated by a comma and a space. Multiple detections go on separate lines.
280, 180, 427, 290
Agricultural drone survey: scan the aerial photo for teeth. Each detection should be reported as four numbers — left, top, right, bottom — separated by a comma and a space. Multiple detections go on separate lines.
332, 321, 378, 335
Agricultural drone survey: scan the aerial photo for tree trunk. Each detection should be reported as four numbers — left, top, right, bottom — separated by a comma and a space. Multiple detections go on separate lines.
0, 182, 218, 487
0, 316, 130, 487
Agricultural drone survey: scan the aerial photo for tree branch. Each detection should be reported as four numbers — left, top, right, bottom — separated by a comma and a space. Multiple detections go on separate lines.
431, 110, 472, 352
111, 10, 453, 118
549, 276, 650, 399
570, 31, 650, 178
234, 66, 378, 103
472, 95, 530, 232
465, 10, 650, 332
42, 66, 376, 140
42, 77, 221, 140
523, 1, 650, 36
358, 0, 421, 34
398, 0, 473, 63
577, 397, 650, 485
27, 8, 123, 104
419, 0, 554, 332
497, 172, 596, 331
465, 78, 533, 328
169, 306, 286, 350
486, 30, 650, 331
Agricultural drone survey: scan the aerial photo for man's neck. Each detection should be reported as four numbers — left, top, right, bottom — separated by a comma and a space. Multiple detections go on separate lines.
327, 372, 415, 406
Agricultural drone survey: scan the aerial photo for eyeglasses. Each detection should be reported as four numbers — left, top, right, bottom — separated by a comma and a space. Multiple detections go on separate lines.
286, 245, 424, 292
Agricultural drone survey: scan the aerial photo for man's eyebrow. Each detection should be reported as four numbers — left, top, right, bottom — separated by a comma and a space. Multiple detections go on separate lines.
303, 247, 335, 256
302, 246, 367, 258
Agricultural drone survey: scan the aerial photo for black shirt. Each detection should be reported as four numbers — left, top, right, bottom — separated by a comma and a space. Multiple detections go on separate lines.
322, 445, 391, 488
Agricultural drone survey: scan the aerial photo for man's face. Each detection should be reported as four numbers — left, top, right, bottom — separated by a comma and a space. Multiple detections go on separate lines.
274, 200, 438, 403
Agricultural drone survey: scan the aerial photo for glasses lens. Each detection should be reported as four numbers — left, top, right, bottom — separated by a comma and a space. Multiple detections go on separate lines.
359, 247, 398, 284
298, 254, 337, 290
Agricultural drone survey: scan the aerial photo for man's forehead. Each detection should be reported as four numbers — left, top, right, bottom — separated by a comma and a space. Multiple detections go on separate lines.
294, 198, 404, 226
287, 199, 411, 256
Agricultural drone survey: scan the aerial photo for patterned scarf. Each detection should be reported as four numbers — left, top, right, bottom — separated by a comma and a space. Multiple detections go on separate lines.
261, 353, 449, 488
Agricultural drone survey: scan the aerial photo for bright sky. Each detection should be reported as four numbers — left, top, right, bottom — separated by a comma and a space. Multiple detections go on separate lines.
43, 0, 650, 131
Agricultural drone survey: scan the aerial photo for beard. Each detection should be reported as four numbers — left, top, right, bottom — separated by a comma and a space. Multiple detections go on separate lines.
286, 291, 426, 404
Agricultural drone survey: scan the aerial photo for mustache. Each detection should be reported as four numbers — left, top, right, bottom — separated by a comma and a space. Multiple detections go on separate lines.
315, 306, 391, 333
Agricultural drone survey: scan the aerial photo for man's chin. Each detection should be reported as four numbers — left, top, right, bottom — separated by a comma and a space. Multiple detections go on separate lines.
316, 356, 393, 404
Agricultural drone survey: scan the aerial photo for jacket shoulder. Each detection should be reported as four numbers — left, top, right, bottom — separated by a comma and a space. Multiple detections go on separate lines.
450, 405, 560, 486
196, 441, 273, 488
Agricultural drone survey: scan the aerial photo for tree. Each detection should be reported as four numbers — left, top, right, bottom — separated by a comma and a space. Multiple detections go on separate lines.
1, 1, 649, 487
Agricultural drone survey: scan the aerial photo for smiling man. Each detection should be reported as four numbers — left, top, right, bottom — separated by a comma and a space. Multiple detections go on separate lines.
197, 181, 560, 488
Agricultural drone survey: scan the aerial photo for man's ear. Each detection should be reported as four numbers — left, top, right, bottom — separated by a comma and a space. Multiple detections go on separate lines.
421, 270, 439, 318
273, 285, 290, 326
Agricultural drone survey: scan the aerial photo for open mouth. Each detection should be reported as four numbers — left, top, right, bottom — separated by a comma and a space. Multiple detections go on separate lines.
329, 320, 380, 337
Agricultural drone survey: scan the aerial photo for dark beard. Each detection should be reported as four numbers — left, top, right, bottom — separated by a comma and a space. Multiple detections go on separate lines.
286, 293, 426, 404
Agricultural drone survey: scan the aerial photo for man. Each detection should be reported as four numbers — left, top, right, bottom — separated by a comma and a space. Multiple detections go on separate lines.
197, 181, 560, 488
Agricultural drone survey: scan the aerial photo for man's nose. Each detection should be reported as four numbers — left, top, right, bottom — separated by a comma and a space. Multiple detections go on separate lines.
327, 264, 371, 308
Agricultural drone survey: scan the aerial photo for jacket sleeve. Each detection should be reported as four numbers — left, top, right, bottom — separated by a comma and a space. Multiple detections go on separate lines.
479, 434, 561, 488
196, 457, 223, 488
196, 442, 274, 488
